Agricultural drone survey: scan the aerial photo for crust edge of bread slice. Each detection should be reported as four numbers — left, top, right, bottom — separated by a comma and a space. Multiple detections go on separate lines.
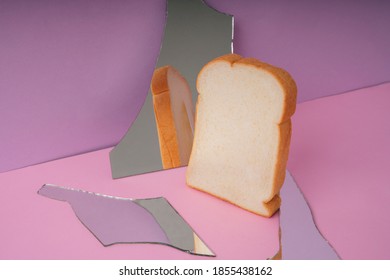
197, 54, 297, 123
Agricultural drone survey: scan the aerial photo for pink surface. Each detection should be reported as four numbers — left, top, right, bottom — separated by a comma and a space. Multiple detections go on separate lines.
0, 148, 279, 260
288, 82, 390, 260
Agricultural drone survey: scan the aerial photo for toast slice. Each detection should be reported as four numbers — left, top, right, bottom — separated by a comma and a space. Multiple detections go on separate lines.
151, 66, 195, 169
186, 54, 297, 217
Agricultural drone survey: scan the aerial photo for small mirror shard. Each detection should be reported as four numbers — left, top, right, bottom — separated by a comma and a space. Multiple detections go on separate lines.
277, 171, 340, 259
109, 0, 233, 179
37, 184, 215, 257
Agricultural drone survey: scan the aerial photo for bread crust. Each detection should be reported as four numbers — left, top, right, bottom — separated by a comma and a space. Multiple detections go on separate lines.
151, 66, 178, 168
197, 54, 297, 123
188, 54, 297, 217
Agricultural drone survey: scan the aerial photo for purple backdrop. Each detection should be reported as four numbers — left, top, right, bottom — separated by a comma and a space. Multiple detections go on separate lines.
0, 0, 166, 172
1, 0, 389, 172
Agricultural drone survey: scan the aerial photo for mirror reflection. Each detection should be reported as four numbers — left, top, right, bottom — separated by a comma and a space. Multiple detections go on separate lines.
110, 0, 233, 178
38, 184, 215, 256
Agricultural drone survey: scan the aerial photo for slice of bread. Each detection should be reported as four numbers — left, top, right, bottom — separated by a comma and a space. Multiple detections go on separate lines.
151, 66, 195, 169
186, 54, 297, 217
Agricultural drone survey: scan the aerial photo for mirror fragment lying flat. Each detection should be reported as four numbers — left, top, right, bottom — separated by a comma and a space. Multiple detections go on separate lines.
38, 184, 215, 256
110, 0, 233, 178
277, 171, 340, 259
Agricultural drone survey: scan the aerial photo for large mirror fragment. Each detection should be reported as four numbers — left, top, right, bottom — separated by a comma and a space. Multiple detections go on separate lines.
110, 0, 233, 178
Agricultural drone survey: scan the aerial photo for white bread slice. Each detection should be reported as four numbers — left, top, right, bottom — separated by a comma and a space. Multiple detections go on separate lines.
186, 54, 297, 217
151, 66, 195, 169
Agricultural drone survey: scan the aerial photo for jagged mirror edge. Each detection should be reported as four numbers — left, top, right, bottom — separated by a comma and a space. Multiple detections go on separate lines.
269, 171, 340, 260
38, 184, 215, 257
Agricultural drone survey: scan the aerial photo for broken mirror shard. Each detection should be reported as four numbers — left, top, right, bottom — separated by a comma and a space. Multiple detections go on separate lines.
276, 171, 340, 259
109, 0, 233, 178
37, 184, 215, 257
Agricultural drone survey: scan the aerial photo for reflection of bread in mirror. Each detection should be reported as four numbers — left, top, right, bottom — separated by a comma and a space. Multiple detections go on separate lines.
186, 54, 297, 217
151, 66, 195, 169
193, 233, 214, 256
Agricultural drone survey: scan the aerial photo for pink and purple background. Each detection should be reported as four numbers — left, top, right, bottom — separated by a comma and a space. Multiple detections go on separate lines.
1, 0, 389, 172
0, 0, 389, 259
